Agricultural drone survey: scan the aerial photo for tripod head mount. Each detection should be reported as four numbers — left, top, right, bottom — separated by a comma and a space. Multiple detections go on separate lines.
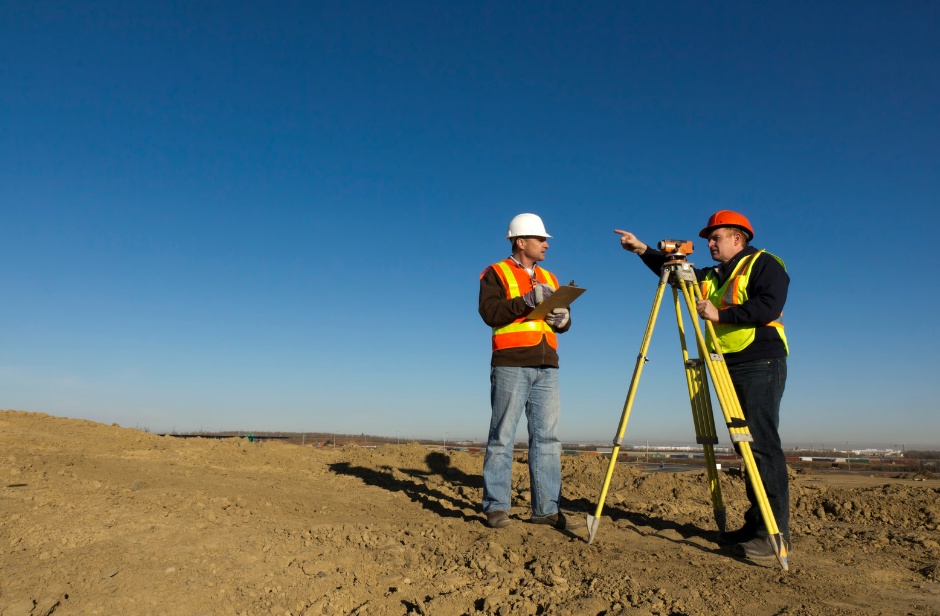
657, 239, 694, 263
657, 239, 698, 284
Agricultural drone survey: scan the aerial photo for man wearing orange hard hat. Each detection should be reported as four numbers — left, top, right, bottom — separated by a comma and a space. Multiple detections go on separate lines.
615, 211, 790, 563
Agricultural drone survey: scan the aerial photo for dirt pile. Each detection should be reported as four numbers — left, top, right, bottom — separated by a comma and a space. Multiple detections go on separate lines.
1, 410, 939, 615
900, 471, 940, 482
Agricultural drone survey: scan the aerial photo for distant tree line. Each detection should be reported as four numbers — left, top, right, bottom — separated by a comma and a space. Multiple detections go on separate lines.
906, 450, 940, 460
149, 427, 940, 459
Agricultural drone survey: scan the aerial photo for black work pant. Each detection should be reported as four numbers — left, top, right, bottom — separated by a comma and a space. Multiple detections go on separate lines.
728, 357, 789, 542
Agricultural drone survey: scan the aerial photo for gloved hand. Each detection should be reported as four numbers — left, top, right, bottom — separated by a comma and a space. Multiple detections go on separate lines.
522, 283, 555, 308
546, 307, 570, 329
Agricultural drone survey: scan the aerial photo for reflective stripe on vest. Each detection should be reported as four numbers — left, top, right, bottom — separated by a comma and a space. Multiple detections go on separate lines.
481, 259, 559, 352
701, 250, 789, 356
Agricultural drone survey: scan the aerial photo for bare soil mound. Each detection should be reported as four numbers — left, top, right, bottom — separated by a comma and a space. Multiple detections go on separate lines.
1, 411, 939, 615
900, 471, 939, 481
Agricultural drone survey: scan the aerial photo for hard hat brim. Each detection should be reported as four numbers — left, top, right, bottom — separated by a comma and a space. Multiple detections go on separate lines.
506, 233, 553, 239
699, 225, 752, 241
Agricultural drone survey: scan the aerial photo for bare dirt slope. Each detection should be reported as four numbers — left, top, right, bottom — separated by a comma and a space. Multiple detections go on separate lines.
1, 410, 939, 616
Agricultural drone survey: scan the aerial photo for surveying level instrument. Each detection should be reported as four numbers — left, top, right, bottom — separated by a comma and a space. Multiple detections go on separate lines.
585, 240, 789, 571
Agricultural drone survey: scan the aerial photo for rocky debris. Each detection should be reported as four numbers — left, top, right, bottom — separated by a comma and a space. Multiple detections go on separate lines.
920, 563, 940, 583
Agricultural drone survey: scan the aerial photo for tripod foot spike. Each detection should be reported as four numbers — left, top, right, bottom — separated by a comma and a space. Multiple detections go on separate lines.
586, 514, 600, 544
772, 534, 789, 572
714, 508, 727, 533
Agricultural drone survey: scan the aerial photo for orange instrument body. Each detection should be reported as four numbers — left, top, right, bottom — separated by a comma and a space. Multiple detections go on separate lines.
657, 239, 694, 256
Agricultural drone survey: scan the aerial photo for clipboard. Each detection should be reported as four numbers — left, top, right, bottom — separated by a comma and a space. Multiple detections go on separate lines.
526, 285, 587, 321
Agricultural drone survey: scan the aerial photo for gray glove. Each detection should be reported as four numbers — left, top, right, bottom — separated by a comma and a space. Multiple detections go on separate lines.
522, 283, 554, 308
546, 307, 570, 329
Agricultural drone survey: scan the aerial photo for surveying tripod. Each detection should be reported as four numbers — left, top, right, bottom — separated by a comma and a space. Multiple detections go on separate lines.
584, 240, 788, 571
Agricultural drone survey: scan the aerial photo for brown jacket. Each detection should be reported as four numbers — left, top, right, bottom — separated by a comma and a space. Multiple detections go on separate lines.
478, 261, 571, 367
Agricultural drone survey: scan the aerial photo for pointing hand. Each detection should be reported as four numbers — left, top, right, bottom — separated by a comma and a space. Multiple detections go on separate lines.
614, 230, 648, 255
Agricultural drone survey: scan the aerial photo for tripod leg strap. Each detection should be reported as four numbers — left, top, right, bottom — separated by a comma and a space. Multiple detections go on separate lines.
726, 417, 754, 442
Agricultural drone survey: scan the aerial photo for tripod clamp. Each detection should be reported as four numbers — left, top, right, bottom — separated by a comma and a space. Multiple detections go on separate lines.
661, 257, 698, 285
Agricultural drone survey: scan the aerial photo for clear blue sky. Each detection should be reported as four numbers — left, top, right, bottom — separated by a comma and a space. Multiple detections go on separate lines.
2, 1, 938, 448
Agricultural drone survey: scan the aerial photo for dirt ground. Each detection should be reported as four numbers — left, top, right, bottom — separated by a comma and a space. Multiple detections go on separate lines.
1, 411, 939, 616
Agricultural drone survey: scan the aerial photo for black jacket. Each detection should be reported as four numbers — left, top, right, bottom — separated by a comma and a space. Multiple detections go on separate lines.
639, 246, 789, 365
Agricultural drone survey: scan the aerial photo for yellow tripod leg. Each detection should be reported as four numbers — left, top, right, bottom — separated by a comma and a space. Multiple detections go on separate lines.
678, 280, 788, 571
586, 270, 669, 544
672, 288, 726, 532
691, 330, 727, 531
693, 359, 726, 532
686, 283, 780, 537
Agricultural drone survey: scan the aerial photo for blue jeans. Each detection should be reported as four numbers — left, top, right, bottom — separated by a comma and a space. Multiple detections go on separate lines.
482, 366, 562, 518
728, 358, 789, 541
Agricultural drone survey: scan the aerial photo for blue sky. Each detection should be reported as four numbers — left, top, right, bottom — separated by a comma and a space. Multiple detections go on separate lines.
2, 1, 938, 448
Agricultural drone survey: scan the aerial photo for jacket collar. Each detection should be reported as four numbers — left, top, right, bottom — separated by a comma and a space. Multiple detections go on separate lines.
508, 255, 539, 273
713, 245, 759, 285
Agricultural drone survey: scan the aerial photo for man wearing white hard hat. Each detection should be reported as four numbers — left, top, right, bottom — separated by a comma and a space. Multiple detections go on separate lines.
478, 213, 578, 530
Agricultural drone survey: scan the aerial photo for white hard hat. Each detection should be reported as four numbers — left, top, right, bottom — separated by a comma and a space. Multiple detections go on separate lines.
506, 213, 552, 239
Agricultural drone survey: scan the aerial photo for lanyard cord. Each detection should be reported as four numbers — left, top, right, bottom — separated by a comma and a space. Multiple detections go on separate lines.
509, 256, 538, 286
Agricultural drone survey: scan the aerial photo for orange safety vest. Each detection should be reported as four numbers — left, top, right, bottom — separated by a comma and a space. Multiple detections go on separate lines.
481, 259, 560, 352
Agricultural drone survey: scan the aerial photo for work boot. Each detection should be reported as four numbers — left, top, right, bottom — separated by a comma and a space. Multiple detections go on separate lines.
717, 525, 756, 545
529, 511, 583, 530
732, 535, 791, 562
486, 510, 512, 528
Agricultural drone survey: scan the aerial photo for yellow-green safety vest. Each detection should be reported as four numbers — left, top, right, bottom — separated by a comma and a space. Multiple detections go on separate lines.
701, 250, 789, 356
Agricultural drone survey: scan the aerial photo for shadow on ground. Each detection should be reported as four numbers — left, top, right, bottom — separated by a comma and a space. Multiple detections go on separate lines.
566, 496, 762, 564
329, 453, 483, 524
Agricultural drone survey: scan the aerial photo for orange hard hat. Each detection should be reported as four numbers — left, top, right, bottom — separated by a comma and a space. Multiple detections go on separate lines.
699, 210, 754, 241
